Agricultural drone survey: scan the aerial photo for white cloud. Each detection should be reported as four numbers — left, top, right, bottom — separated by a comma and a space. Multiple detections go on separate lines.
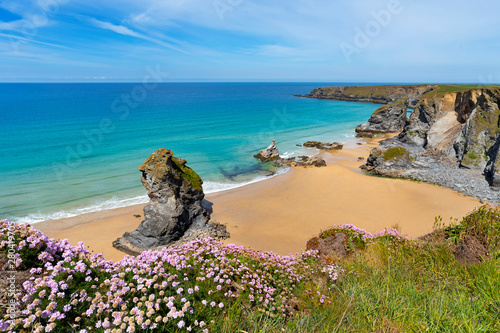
88, 18, 189, 54
0, 32, 72, 49
89, 19, 142, 38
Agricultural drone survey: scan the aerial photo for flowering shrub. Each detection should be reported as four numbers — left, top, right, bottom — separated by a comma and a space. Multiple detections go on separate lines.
0, 220, 334, 333
318, 224, 409, 251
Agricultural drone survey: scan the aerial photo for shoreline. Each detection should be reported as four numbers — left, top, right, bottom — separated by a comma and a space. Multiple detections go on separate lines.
36, 135, 482, 262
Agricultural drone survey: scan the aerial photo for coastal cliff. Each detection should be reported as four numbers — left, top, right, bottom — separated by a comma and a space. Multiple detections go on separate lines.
302, 84, 500, 201
296, 84, 437, 107
367, 86, 500, 200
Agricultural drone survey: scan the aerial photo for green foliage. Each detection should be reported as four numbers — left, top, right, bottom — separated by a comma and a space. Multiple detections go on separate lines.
382, 147, 410, 160
445, 204, 500, 258
421, 84, 500, 98
462, 150, 482, 167
172, 157, 203, 190
5, 205, 500, 332
220, 206, 500, 332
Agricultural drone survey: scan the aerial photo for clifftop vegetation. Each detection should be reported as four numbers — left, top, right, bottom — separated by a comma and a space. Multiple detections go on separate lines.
2, 204, 500, 332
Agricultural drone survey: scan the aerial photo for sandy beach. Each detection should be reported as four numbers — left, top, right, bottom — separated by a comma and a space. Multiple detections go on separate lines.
36, 137, 482, 262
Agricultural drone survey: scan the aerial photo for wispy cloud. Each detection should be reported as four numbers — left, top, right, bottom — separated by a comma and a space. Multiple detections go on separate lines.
0, 0, 499, 82
88, 18, 189, 55
0, 32, 72, 50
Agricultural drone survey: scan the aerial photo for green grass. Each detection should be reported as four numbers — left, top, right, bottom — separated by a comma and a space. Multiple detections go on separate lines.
317, 84, 500, 102
215, 237, 500, 332
172, 157, 203, 190
5, 205, 500, 332
382, 147, 410, 160
318, 85, 430, 100
421, 84, 500, 98
216, 204, 500, 332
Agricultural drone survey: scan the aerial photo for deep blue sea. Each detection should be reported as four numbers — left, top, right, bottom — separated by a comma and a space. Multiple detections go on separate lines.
0, 82, 379, 223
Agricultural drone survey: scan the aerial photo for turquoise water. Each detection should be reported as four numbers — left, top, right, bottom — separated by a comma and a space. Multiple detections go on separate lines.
0, 83, 379, 223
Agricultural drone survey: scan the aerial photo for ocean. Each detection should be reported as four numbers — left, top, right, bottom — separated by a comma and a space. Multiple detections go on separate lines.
0, 82, 379, 223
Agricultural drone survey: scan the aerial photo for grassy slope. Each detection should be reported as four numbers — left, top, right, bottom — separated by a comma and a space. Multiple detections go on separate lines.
220, 205, 500, 332
2, 205, 500, 332
420, 84, 500, 98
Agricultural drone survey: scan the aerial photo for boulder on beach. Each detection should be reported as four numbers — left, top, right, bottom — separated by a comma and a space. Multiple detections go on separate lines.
253, 140, 326, 167
113, 148, 227, 255
278, 155, 326, 168
303, 141, 343, 150
254, 139, 280, 162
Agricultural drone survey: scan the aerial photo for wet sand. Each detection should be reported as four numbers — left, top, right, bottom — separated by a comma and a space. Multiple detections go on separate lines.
36, 138, 481, 262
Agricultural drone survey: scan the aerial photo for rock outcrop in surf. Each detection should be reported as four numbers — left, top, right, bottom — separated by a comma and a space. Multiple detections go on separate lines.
253, 140, 328, 167
254, 140, 280, 162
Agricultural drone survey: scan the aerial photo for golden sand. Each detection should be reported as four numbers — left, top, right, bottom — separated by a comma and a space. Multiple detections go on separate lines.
37, 138, 481, 262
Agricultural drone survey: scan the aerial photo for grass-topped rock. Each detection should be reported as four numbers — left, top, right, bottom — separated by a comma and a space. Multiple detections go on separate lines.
113, 148, 225, 256
138, 148, 203, 191
361, 146, 414, 177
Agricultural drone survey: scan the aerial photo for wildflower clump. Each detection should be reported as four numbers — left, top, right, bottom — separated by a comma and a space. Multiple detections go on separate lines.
315, 224, 409, 252
0, 220, 329, 333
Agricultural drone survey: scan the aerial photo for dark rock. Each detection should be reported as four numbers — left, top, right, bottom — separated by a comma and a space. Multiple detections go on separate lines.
113, 148, 214, 255
254, 140, 280, 162
355, 102, 407, 136
359, 87, 500, 199
277, 155, 326, 168
357, 132, 374, 138
306, 156, 327, 167
303, 141, 343, 150
361, 146, 414, 178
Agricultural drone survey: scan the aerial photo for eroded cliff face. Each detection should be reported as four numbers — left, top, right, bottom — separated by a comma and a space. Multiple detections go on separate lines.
453, 89, 500, 185
371, 88, 500, 189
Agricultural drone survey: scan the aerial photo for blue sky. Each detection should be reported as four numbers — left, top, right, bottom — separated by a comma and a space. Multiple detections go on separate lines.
0, 0, 499, 82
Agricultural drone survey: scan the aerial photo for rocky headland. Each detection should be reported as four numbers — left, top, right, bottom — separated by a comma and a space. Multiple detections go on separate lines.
300, 84, 500, 202
113, 148, 228, 255
296, 84, 437, 107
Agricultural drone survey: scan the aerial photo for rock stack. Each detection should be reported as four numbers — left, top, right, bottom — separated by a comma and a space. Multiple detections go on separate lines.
253, 139, 280, 162
113, 148, 227, 255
